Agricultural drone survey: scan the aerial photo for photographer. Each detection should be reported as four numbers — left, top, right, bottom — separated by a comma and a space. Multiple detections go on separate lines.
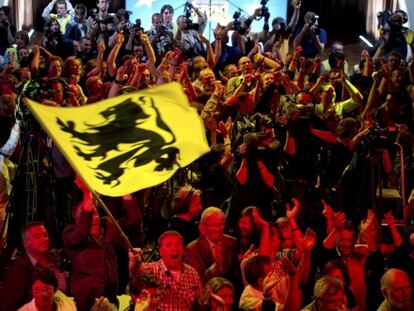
231, 8, 262, 56
147, 13, 174, 60
262, 0, 301, 64
107, 9, 137, 58
175, 1, 207, 58
293, 11, 327, 58
0, 6, 15, 56
86, 0, 114, 43
375, 10, 414, 59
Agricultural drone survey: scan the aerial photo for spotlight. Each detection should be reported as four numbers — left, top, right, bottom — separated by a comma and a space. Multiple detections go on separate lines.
358, 35, 374, 48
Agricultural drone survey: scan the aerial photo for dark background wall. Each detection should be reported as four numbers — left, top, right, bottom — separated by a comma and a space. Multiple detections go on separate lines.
287, 0, 367, 45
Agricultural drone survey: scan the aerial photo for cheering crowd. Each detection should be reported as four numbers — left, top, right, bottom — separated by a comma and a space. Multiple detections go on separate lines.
1, 0, 414, 310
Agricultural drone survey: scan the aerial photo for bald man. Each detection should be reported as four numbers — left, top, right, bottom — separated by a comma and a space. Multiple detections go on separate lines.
378, 268, 412, 311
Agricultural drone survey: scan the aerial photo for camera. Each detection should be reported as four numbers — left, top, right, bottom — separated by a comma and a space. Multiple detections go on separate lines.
232, 10, 247, 35
308, 15, 320, 35
89, 8, 98, 20
276, 248, 300, 266
260, 0, 270, 31
183, 2, 200, 31
89, 9, 115, 26
377, 10, 393, 29
360, 122, 397, 151
376, 9, 408, 41
129, 19, 144, 32
155, 25, 174, 52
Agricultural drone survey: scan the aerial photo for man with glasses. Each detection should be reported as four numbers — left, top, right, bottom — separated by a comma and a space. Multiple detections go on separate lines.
0, 223, 67, 311
378, 269, 412, 311
18, 269, 75, 311
185, 207, 239, 284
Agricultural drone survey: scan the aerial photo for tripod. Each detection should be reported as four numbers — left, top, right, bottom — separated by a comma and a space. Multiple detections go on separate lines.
2, 111, 57, 250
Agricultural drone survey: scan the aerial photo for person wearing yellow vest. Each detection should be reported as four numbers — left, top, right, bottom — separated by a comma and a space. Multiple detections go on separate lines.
42, 0, 74, 34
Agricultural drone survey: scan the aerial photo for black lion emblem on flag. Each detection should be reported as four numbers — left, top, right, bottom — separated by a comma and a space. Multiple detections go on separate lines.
56, 96, 180, 187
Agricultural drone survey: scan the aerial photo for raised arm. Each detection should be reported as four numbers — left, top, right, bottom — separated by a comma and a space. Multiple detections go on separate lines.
323, 211, 346, 249
42, 0, 56, 21
236, 150, 249, 185
107, 33, 124, 78
140, 32, 156, 65
340, 68, 363, 104
361, 70, 382, 122
383, 211, 402, 247
87, 41, 105, 78
286, 0, 301, 33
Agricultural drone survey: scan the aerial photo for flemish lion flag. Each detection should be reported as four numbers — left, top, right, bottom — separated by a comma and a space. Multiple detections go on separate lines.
24, 82, 209, 196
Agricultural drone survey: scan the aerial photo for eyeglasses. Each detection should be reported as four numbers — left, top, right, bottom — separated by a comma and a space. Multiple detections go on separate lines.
33, 286, 54, 294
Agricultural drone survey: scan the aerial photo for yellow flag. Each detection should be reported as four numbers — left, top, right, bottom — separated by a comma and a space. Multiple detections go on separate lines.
24, 82, 209, 196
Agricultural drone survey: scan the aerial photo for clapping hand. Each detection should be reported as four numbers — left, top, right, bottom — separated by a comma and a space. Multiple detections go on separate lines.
134, 289, 151, 311
303, 228, 317, 251
286, 198, 300, 221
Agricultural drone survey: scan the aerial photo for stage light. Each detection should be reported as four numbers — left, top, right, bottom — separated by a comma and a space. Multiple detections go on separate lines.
28, 28, 34, 39
359, 35, 374, 48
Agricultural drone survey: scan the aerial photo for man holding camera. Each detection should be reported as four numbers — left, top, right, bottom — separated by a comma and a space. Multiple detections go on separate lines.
175, 1, 207, 58
147, 13, 174, 60
87, 0, 113, 41
293, 11, 327, 58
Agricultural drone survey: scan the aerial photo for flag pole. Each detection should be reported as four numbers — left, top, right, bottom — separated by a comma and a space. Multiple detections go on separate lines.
92, 191, 134, 250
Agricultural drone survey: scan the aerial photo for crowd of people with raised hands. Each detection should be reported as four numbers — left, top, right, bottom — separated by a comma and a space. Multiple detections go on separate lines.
1, 0, 414, 310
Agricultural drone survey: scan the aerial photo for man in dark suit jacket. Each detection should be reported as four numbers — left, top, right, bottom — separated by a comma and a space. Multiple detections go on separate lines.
0, 222, 66, 311
185, 207, 239, 284
63, 180, 141, 311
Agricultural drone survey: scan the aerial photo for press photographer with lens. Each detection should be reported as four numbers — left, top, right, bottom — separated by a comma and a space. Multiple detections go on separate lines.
86, 0, 115, 46
230, 7, 263, 55
147, 13, 174, 60
107, 9, 138, 56
375, 9, 414, 59
175, 0, 207, 58
262, 0, 301, 64
293, 11, 327, 58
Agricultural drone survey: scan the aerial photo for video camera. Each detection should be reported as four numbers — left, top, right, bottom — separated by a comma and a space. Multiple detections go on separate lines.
183, 2, 200, 31
377, 10, 408, 35
360, 121, 398, 152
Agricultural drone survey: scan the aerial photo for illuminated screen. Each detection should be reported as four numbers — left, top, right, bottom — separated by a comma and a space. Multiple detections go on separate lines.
126, 0, 288, 40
